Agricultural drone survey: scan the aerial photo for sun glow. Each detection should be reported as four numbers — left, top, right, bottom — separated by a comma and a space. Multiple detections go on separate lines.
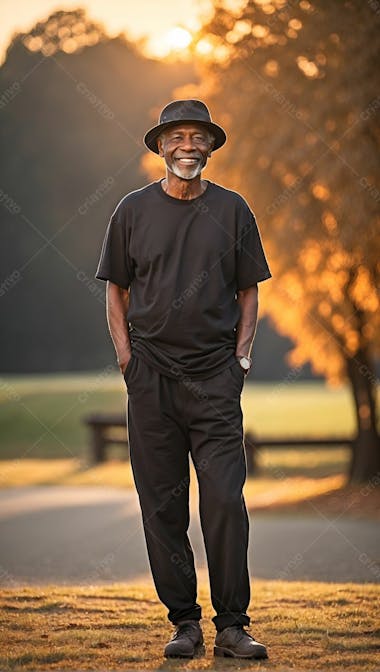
147, 26, 192, 58
167, 26, 192, 49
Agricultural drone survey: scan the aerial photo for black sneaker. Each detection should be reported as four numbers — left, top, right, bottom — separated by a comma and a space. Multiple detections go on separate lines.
164, 619, 204, 658
214, 625, 268, 659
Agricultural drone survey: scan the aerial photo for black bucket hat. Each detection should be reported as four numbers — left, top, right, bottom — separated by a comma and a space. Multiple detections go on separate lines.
144, 99, 227, 154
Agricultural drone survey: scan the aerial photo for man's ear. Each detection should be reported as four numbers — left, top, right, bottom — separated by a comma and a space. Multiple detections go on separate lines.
157, 137, 164, 156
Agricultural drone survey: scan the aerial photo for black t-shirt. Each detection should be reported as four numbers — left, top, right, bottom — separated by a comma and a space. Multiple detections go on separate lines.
95, 179, 271, 380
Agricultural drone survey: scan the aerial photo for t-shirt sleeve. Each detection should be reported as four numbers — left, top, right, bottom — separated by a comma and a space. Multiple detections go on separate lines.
95, 199, 134, 289
236, 201, 272, 290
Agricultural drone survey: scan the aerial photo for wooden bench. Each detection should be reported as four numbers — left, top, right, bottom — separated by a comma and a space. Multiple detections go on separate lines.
84, 413, 129, 464
84, 413, 353, 474
244, 434, 354, 474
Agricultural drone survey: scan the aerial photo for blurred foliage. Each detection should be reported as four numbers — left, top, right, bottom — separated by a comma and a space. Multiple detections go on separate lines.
19, 7, 108, 57
0, 8, 196, 372
1, 4, 379, 477
0, 7, 315, 381
186, 0, 380, 384
173, 0, 379, 479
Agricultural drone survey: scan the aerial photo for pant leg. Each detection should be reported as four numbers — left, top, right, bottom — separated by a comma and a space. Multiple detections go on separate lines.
125, 354, 201, 624
184, 360, 250, 631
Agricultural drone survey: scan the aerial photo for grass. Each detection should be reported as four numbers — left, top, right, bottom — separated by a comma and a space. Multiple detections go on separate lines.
0, 375, 359, 459
0, 580, 379, 671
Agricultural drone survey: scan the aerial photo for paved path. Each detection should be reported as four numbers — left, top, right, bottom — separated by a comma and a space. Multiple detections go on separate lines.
0, 486, 379, 586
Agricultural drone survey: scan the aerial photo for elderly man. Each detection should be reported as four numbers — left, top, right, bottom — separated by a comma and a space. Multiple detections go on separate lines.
95, 100, 271, 659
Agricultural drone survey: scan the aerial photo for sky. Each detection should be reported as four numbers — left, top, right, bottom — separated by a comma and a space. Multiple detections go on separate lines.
0, 0, 214, 62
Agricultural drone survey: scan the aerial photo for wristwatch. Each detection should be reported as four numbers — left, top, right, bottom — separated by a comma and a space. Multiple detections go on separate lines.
237, 355, 252, 374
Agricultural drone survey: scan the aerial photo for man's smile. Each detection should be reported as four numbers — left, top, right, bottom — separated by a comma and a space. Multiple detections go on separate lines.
175, 158, 200, 165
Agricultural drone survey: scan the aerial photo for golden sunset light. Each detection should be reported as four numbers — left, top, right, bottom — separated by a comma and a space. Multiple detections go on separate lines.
166, 26, 193, 50
147, 25, 193, 58
1, 0, 379, 666
0, 0, 214, 63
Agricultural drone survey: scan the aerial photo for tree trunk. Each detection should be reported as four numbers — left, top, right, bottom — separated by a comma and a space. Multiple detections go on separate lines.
346, 347, 380, 483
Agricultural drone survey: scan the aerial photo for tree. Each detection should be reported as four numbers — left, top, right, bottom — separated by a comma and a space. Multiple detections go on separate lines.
0, 8, 196, 373
187, 0, 379, 481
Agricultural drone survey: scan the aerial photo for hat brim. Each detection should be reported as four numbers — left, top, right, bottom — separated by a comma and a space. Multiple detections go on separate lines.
144, 119, 226, 154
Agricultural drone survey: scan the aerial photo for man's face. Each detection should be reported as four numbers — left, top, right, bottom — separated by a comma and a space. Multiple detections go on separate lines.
157, 123, 214, 180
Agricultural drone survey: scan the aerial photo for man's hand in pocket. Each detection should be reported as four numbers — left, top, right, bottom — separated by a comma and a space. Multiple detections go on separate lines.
118, 353, 131, 376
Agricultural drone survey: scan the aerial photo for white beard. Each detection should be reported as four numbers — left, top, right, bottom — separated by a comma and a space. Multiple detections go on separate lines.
168, 158, 205, 181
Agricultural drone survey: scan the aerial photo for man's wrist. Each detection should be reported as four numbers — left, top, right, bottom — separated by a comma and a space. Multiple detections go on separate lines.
236, 354, 252, 374
117, 348, 131, 365
117, 349, 132, 374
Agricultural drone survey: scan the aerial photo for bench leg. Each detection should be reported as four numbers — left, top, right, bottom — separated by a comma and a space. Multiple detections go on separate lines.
244, 433, 257, 476
90, 425, 106, 464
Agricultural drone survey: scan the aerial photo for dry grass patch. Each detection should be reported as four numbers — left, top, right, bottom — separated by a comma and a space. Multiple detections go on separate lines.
0, 459, 135, 489
244, 474, 345, 509
244, 477, 380, 520
0, 580, 379, 671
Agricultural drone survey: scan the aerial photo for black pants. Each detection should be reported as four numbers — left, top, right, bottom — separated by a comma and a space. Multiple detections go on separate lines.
124, 353, 250, 631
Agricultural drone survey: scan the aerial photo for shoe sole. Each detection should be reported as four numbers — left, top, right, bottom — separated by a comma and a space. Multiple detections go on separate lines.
164, 642, 205, 659
165, 653, 193, 659
214, 645, 268, 659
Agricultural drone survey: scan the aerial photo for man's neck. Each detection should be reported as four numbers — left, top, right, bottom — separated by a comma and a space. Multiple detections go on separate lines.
162, 174, 207, 200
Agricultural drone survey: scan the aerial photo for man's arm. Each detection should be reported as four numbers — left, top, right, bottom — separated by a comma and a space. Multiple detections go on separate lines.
235, 284, 259, 360
106, 281, 132, 374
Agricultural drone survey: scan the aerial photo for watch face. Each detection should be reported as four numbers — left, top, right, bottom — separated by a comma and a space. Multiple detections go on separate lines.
239, 357, 251, 371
